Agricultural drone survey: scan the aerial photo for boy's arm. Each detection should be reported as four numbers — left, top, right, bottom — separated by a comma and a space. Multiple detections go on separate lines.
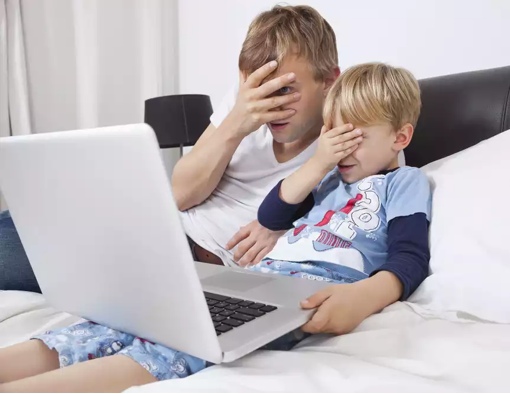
301, 169, 431, 335
258, 124, 363, 230
300, 271, 403, 335
371, 213, 430, 299
301, 214, 430, 335
278, 158, 331, 204
171, 61, 300, 211
258, 180, 316, 230
279, 124, 363, 205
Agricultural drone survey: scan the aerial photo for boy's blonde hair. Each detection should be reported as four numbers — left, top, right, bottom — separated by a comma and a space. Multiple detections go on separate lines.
323, 63, 421, 130
238, 5, 338, 80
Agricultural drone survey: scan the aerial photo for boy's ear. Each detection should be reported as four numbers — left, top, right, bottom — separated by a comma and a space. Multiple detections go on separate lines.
394, 123, 414, 151
323, 66, 340, 95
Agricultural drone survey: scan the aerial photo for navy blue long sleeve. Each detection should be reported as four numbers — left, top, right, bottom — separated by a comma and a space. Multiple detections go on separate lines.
258, 180, 314, 230
258, 180, 430, 300
371, 213, 430, 300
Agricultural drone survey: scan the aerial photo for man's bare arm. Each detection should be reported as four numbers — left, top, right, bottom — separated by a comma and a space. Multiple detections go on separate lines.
171, 61, 301, 211
171, 120, 244, 211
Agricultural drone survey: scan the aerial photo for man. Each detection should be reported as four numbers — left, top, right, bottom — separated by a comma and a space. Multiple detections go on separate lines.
172, 4, 353, 268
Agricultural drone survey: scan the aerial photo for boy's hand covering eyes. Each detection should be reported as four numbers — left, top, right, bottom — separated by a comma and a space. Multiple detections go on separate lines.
310, 124, 363, 173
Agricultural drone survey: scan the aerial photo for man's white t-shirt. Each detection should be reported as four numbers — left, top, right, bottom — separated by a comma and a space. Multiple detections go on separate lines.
179, 84, 317, 266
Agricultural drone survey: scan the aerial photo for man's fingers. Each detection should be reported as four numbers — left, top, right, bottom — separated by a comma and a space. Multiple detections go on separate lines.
244, 61, 279, 88
226, 226, 250, 250
237, 243, 262, 267
233, 237, 257, 263
257, 92, 301, 111
262, 109, 296, 124
255, 72, 296, 99
238, 242, 264, 267
244, 246, 271, 267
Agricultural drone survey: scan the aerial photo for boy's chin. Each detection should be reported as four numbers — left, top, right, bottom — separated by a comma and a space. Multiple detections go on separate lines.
338, 171, 363, 184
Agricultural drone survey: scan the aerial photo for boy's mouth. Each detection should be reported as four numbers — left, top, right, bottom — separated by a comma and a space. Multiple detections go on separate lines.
337, 164, 355, 173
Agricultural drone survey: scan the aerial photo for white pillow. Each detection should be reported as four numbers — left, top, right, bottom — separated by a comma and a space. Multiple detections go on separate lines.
408, 129, 510, 323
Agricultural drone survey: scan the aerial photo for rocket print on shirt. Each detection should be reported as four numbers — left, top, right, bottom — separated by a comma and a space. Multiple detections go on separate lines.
287, 176, 384, 252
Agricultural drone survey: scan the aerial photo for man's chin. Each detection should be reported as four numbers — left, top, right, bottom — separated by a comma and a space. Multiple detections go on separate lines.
269, 128, 304, 144
270, 131, 292, 144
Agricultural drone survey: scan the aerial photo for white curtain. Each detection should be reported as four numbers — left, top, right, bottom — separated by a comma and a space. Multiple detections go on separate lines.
0, 0, 180, 210
20, 0, 179, 131
0, 0, 31, 211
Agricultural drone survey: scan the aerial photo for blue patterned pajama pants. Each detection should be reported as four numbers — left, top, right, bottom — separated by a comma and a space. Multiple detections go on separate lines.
34, 259, 352, 381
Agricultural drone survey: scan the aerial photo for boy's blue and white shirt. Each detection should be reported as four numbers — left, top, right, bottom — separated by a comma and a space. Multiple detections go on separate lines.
263, 166, 431, 281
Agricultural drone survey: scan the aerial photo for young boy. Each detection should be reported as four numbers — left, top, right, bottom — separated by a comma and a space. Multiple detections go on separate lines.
252, 62, 431, 335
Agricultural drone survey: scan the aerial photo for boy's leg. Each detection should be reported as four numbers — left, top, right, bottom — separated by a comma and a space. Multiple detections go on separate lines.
0, 321, 208, 392
0, 340, 59, 383
0, 354, 156, 393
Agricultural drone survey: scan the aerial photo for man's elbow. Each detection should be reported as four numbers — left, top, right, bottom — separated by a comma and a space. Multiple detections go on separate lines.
170, 178, 190, 211
174, 198, 189, 212
172, 189, 195, 212
171, 164, 205, 211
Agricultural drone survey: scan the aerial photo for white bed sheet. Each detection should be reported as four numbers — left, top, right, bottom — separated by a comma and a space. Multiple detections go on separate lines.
2, 290, 510, 392
128, 305, 510, 393
0, 290, 81, 347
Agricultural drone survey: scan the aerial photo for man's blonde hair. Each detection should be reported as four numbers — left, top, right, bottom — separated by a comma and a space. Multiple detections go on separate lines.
323, 63, 421, 130
238, 5, 338, 80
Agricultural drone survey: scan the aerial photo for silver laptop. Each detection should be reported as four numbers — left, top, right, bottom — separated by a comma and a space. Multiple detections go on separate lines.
0, 124, 329, 363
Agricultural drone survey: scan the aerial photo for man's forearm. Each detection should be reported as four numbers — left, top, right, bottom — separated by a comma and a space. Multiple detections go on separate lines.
171, 118, 244, 211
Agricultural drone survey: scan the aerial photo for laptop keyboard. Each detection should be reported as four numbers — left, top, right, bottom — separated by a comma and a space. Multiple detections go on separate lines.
204, 292, 278, 336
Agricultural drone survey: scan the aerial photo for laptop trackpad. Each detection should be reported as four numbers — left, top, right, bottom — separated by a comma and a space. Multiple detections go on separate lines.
201, 271, 275, 292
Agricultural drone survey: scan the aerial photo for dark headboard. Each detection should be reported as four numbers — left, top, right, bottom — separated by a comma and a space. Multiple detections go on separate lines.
405, 66, 510, 168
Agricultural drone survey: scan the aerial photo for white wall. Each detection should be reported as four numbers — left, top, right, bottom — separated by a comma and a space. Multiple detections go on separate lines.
178, 0, 510, 109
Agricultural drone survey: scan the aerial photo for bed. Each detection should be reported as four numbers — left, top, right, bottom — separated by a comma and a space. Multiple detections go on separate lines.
1, 65, 510, 392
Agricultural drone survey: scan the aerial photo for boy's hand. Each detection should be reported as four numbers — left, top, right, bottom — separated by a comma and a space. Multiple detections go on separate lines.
226, 220, 284, 267
227, 61, 301, 137
300, 272, 403, 335
300, 283, 372, 335
311, 125, 363, 173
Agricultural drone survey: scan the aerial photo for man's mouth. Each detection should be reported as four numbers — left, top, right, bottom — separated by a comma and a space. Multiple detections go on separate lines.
269, 122, 289, 131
